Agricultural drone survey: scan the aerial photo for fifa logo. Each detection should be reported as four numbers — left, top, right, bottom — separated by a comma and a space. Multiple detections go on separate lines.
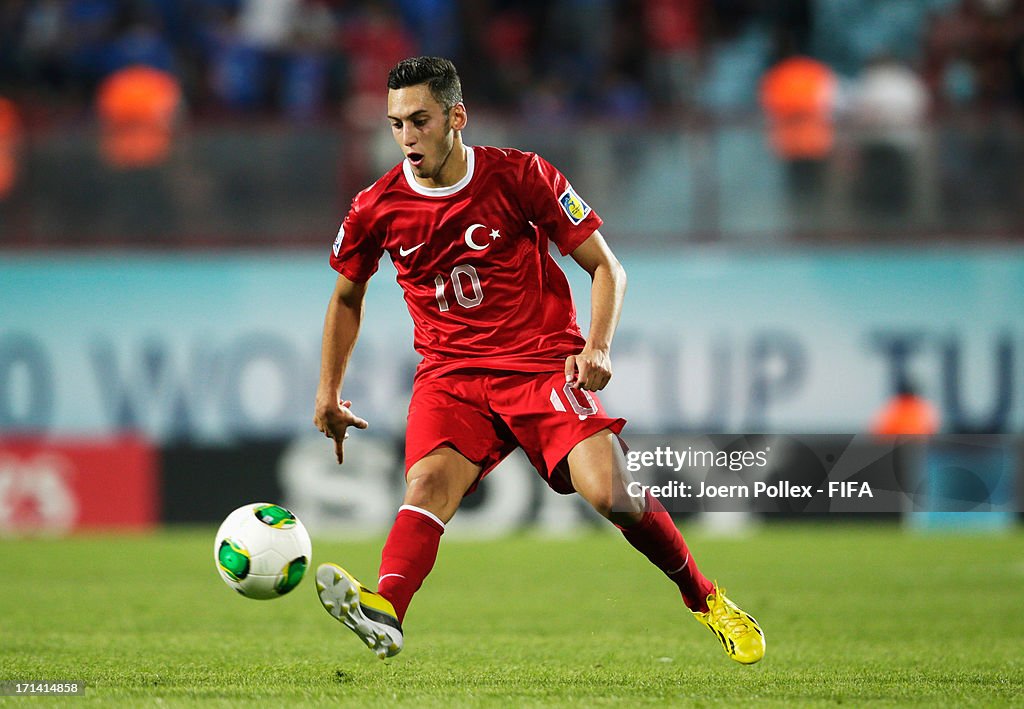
558, 186, 590, 225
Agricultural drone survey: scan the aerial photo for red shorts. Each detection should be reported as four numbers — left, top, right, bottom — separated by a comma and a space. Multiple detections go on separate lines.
405, 369, 626, 495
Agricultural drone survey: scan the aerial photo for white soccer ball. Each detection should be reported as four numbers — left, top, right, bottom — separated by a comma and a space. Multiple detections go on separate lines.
214, 502, 312, 599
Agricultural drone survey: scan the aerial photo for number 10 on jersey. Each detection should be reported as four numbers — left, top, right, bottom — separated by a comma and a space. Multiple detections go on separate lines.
434, 264, 484, 311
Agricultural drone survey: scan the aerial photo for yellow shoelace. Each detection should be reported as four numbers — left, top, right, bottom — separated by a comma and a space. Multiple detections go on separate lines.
708, 592, 756, 637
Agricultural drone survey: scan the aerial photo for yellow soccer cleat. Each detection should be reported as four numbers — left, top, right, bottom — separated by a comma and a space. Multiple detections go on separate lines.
692, 583, 765, 664
316, 563, 404, 659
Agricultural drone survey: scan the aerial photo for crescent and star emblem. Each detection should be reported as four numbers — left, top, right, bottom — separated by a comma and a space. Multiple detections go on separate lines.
464, 224, 501, 251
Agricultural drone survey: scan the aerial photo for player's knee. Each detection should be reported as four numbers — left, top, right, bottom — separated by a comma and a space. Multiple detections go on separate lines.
581, 488, 616, 519
403, 468, 456, 517
579, 482, 644, 526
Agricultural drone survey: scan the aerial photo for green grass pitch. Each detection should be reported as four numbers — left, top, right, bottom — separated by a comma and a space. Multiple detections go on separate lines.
1, 523, 1022, 707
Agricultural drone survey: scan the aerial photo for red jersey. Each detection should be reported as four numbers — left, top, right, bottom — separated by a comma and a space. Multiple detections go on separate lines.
330, 145, 603, 381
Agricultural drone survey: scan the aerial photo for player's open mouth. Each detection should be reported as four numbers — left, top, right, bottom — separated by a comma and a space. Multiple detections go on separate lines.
407, 153, 424, 167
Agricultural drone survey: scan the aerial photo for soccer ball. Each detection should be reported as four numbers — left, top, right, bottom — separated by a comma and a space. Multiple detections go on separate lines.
214, 502, 312, 599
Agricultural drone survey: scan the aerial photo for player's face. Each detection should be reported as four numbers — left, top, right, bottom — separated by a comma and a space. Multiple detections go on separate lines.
387, 84, 466, 186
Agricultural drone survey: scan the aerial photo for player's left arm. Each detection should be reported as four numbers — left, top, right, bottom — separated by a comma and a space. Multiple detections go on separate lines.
565, 230, 626, 391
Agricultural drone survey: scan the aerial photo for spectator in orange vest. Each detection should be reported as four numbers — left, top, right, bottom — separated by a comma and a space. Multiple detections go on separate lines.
96, 65, 182, 169
871, 380, 940, 435
0, 97, 21, 199
759, 54, 837, 229
760, 55, 837, 161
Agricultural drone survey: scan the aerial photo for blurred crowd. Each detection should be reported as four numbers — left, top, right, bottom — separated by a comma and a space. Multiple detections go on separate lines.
2, 0, 1024, 127
3, 0, 1024, 245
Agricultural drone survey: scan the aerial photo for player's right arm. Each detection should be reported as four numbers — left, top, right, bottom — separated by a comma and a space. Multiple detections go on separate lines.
314, 273, 370, 464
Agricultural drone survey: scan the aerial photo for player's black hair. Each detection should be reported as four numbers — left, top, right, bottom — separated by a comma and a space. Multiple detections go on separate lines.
387, 57, 463, 113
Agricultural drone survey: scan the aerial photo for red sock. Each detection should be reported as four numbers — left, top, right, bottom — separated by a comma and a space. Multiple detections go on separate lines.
376, 505, 445, 623
617, 492, 714, 612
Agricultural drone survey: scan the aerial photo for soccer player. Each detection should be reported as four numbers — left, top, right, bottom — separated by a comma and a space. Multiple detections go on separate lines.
313, 56, 765, 665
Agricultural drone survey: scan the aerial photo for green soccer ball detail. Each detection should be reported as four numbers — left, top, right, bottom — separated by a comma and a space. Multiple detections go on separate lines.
275, 556, 308, 594
213, 502, 312, 600
217, 539, 251, 582
253, 504, 296, 529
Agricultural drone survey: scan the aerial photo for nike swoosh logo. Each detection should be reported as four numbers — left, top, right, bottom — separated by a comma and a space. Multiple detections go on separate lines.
399, 242, 425, 257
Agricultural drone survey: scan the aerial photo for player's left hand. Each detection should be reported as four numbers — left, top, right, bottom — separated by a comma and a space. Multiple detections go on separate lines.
565, 346, 612, 391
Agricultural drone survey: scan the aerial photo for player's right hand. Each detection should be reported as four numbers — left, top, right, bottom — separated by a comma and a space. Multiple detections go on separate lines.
313, 398, 369, 464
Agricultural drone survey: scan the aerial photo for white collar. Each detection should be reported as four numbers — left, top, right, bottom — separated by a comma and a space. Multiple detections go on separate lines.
402, 145, 474, 197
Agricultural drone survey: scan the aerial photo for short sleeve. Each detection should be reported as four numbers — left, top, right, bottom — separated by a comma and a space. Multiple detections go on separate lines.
329, 192, 384, 282
519, 154, 603, 256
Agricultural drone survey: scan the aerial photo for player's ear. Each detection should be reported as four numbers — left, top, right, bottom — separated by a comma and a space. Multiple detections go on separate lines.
449, 102, 467, 131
